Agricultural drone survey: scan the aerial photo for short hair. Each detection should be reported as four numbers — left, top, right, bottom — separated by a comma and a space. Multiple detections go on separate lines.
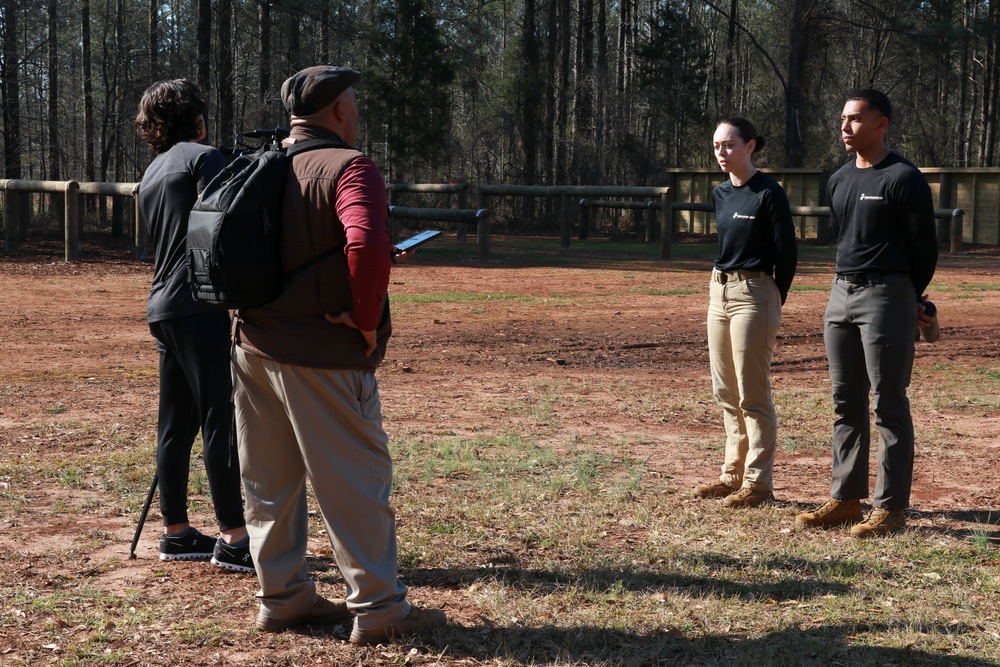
717, 117, 766, 153
135, 79, 209, 154
846, 88, 892, 122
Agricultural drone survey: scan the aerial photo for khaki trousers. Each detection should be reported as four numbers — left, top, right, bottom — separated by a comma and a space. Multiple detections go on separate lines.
233, 347, 409, 631
707, 272, 782, 491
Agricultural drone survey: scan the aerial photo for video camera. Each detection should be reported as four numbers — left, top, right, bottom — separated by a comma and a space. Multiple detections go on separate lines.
219, 127, 290, 161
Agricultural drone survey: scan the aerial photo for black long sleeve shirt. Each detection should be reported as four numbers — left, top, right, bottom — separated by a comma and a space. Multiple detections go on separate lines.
138, 141, 226, 323
827, 151, 938, 295
712, 170, 798, 302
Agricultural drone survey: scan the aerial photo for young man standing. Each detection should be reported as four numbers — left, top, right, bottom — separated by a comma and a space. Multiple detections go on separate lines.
795, 89, 938, 538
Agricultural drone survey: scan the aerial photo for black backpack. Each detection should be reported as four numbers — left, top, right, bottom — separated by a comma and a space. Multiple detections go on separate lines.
186, 138, 345, 309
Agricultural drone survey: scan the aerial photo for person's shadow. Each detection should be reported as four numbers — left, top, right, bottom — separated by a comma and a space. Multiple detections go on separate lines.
304, 557, 998, 665
417, 564, 994, 665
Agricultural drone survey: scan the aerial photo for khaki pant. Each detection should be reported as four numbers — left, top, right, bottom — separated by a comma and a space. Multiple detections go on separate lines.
233, 347, 409, 631
707, 271, 782, 491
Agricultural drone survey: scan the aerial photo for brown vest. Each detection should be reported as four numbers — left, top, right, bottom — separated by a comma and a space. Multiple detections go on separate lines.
234, 133, 391, 370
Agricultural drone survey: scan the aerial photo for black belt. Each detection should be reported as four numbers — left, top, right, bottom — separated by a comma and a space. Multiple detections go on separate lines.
836, 271, 883, 285
713, 269, 771, 284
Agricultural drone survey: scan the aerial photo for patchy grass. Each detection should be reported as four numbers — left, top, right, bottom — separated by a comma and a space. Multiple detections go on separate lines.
2, 241, 999, 666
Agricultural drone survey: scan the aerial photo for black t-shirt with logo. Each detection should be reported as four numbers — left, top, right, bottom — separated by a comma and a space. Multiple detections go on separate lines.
827, 151, 937, 295
712, 170, 798, 302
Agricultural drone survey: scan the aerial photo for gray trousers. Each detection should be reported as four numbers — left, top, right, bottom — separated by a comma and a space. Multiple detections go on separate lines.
823, 273, 917, 511
233, 347, 409, 632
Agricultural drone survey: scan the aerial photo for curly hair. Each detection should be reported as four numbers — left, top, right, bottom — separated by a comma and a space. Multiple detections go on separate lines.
135, 79, 209, 154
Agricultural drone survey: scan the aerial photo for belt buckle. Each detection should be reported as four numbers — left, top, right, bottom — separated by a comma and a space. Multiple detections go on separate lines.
844, 273, 870, 286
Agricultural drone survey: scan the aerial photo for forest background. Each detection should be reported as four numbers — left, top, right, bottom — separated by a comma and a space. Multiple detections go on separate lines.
1, 0, 999, 190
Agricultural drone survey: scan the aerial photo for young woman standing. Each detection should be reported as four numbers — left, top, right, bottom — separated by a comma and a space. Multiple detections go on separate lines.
693, 118, 797, 508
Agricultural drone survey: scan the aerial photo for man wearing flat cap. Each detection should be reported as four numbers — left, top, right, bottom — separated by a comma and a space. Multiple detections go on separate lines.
232, 65, 446, 644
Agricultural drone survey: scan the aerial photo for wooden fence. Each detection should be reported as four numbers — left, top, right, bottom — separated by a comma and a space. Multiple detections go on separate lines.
663, 167, 1000, 246
1, 167, 995, 262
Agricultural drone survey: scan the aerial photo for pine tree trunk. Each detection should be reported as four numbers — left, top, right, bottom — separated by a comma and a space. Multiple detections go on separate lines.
47, 0, 60, 180
198, 0, 211, 93
259, 1, 273, 127
217, 0, 234, 145
2, 0, 22, 180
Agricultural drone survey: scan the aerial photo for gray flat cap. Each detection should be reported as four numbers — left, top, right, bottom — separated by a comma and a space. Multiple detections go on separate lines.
280, 66, 361, 116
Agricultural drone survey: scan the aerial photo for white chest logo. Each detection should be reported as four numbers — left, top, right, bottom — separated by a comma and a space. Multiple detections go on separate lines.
859, 193, 884, 201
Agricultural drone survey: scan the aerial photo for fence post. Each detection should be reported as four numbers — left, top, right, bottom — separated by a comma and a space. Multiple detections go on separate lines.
388, 185, 400, 243
18, 190, 30, 240
950, 208, 964, 254
937, 173, 952, 245
660, 189, 673, 260
579, 199, 589, 240
477, 211, 490, 262
111, 194, 124, 238
65, 181, 81, 262
645, 201, 657, 243
456, 185, 468, 243
559, 190, 571, 249
4, 187, 19, 252
817, 169, 831, 242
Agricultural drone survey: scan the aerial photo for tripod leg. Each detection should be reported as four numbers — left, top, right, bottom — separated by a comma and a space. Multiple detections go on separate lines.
129, 474, 158, 559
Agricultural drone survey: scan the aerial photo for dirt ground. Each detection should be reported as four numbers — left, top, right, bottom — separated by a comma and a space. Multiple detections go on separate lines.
1, 235, 999, 665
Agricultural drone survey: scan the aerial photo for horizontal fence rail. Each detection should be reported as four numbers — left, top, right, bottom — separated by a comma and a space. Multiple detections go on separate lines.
389, 206, 492, 261
672, 201, 964, 252
0, 175, 978, 262
476, 184, 674, 258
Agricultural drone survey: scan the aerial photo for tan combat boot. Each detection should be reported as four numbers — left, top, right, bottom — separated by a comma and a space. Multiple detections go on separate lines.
850, 507, 905, 539
723, 486, 774, 509
794, 498, 862, 529
694, 480, 736, 498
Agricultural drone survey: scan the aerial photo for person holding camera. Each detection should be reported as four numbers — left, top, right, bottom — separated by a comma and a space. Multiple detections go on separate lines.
693, 117, 797, 509
231, 66, 446, 643
135, 79, 252, 572
795, 89, 938, 538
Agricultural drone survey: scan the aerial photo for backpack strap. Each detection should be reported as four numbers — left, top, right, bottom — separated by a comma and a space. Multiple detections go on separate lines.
285, 245, 342, 281
285, 137, 349, 156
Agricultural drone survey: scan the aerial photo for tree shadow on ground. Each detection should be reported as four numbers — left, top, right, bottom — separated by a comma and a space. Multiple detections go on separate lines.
426, 620, 998, 667
297, 561, 997, 665
396, 563, 995, 664
404, 558, 850, 603
908, 508, 1000, 543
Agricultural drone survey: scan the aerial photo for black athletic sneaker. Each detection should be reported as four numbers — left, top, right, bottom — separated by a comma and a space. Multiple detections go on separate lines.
159, 528, 216, 562
211, 537, 255, 574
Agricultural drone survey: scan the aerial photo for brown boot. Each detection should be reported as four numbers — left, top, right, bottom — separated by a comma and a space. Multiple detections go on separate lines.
794, 498, 862, 529
850, 507, 905, 539
694, 480, 736, 498
257, 595, 351, 632
349, 605, 447, 646
723, 486, 774, 509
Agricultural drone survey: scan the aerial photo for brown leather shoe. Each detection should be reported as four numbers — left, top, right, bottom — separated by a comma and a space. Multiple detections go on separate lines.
794, 498, 863, 529
850, 508, 905, 539
349, 605, 447, 646
256, 595, 352, 632
723, 486, 774, 508
694, 480, 736, 498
